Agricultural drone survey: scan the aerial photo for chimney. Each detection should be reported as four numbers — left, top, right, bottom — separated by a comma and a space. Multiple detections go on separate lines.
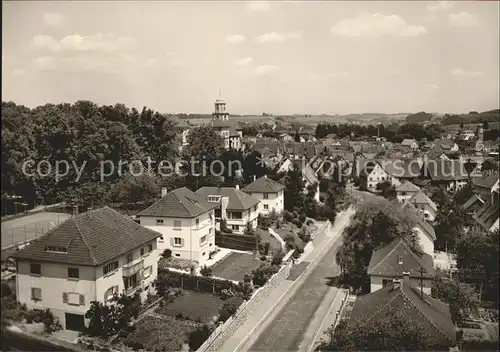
161, 187, 168, 198
236, 184, 240, 190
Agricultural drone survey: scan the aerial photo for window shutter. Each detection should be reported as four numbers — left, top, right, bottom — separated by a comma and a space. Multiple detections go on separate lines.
31, 288, 35, 299
63, 292, 68, 303
181, 238, 185, 247
79, 294, 85, 306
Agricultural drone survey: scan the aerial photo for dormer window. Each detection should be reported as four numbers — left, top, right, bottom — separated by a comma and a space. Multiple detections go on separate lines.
45, 246, 68, 253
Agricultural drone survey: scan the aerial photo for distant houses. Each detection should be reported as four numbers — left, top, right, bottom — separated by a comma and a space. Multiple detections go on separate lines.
242, 175, 285, 215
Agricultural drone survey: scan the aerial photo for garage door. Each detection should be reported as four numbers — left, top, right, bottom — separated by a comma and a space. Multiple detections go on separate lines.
65, 313, 85, 332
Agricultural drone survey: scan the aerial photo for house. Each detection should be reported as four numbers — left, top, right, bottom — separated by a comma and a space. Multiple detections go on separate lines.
402, 202, 437, 256
356, 160, 390, 191
401, 138, 419, 150
420, 160, 469, 190
277, 158, 320, 202
367, 237, 435, 295
380, 158, 423, 185
472, 178, 499, 232
461, 194, 485, 216
472, 173, 499, 200
137, 187, 216, 265
406, 190, 438, 221
242, 175, 285, 215
13, 207, 161, 331
195, 186, 260, 234
395, 180, 420, 203
347, 274, 457, 350
437, 138, 459, 152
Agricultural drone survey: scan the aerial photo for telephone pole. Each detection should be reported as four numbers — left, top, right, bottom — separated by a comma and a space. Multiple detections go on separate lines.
419, 266, 425, 299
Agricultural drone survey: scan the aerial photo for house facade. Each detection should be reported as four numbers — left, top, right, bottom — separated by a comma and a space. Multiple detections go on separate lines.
367, 237, 435, 295
407, 191, 438, 221
138, 187, 216, 265
242, 175, 285, 215
14, 207, 161, 331
195, 186, 260, 234
358, 160, 390, 191
395, 181, 420, 203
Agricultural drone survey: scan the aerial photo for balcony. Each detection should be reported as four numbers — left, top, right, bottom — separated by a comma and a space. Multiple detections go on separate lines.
125, 281, 144, 296
122, 258, 144, 277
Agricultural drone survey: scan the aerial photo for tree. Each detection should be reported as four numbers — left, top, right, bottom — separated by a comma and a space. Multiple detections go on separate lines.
483, 120, 489, 130
433, 201, 468, 251
294, 130, 300, 142
242, 151, 268, 183
324, 189, 337, 224
323, 309, 443, 351
218, 296, 242, 322
424, 123, 443, 142
200, 265, 213, 277
284, 165, 305, 213
376, 181, 396, 200
431, 276, 479, 326
185, 125, 221, 165
304, 183, 318, 218
187, 324, 212, 351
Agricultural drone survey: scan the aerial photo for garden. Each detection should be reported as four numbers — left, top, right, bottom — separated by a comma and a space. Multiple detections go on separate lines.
211, 252, 262, 282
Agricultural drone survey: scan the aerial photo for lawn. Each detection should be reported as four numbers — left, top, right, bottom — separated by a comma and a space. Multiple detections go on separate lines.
212, 252, 262, 282
256, 228, 283, 253
121, 315, 199, 352
156, 290, 226, 324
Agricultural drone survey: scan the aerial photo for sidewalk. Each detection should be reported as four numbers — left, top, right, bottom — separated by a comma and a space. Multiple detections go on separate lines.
218, 208, 355, 352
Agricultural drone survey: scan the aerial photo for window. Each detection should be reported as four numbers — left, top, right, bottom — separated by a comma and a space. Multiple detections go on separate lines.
196, 218, 200, 228
174, 220, 182, 229
148, 243, 153, 252
264, 204, 269, 210
30, 263, 41, 275
175, 253, 181, 257
142, 266, 153, 279
67, 268, 79, 279
126, 252, 133, 264
232, 225, 239, 231
140, 248, 145, 256
103, 261, 119, 275
105, 285, 119, 301
159, 236, 164, 242
231, 212, 242, 219
401, 192, 406, 196
263, 193, 269, 199
174, 237, 182, 246
200, 235, 207, 245
63, 292, 85, 306
382, 279, 393, 288
31, 288, 42, 301
253, 206, 257, 212
156, 219, 164, 225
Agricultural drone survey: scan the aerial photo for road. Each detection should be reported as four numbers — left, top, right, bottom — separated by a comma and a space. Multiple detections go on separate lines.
237, 208, 354, 352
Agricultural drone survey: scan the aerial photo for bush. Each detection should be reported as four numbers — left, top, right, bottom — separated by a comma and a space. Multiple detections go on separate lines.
218, 296, 242, 322
306, 219, 314, 226
258, 215, 271, 230
188, 324, 212, 351
291, 218, 302, 228
26, 309, 45, 324
162, 249, 172, 259
200, 266, 213, 277
1, 283, 13, 298
125, 341, 145, 351
271, 250, 285, 266
298, 214, 307, 223
221, 289, 235, 300
42, 309, 62, 333
259, 241, 270, 256
283, 210, 294, 222
237, 281, 254, 300
252, 264, 280, 286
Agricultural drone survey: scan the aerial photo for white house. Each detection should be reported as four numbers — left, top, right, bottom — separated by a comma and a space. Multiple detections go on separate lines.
357, 160, 390, 191
13, 207, 161, 331
402, 202, 436, 257
367, 237, 435, 295
395, 181, 420, 203
242, 175, 285, 215
401, 139, 419, 150
195, 186, 260, 234
407, 191, 438, 221
278, 158, 320, 202
209, 98, 242, 150
137, 187, 216, 265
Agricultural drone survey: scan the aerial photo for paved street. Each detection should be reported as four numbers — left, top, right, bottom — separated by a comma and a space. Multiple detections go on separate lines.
236, 208, 354, 352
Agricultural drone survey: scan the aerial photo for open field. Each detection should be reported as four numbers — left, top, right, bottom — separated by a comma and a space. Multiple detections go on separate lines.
156, 290, 227, 324
212, 252, 262, 282
121, 315, 198, 351
1, 212, 71, 249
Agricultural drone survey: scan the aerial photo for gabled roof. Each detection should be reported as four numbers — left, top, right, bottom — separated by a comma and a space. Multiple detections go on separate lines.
349, 279, 456, 348
401, 138, 417, 146
195, 186, 259, 211
137, 187, 216, 218
396, 180, 420, 193
368, 237, 435, 278
302, 164, 319, 185
380, 158, 423, 179
461, 194, 485, 211
472, 173, 499, 189
242, 175, 286, 194
473, 198, 500, 231
401, 202, 437, 240
422, 160, 469, 181
13, 207, 161, 266
407, 191, 438, 212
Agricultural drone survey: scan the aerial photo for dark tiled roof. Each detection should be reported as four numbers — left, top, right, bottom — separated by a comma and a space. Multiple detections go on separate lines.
472, 173, 499, 189
408, 191, 438, 212
13, 207, 161, 266
473, 198, 500, 231
401, 202, 437, 240
368, 237, 435, 278
396, 180, 420, 192
349, 279, 456, 348
401, 139, 417, 146
422, 160, 469, 181
380, 158, 423, 178
461, 194, 485, 211
195, 187, 259, 211
137, 187, 216, 218
242, 176, 285, 194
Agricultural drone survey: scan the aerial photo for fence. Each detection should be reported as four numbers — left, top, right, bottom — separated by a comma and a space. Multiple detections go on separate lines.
197, 253, 294, 352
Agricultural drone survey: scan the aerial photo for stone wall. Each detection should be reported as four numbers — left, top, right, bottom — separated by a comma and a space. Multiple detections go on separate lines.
198, 257, 293, 352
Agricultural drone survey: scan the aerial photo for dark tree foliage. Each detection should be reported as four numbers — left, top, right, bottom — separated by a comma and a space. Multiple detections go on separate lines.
284, 165, 305, 213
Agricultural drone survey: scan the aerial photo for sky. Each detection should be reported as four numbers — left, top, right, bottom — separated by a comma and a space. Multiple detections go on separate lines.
2, 1, 499, 115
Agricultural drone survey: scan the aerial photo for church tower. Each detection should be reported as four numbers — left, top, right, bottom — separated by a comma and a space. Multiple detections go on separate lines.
213, 91, 229, 121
